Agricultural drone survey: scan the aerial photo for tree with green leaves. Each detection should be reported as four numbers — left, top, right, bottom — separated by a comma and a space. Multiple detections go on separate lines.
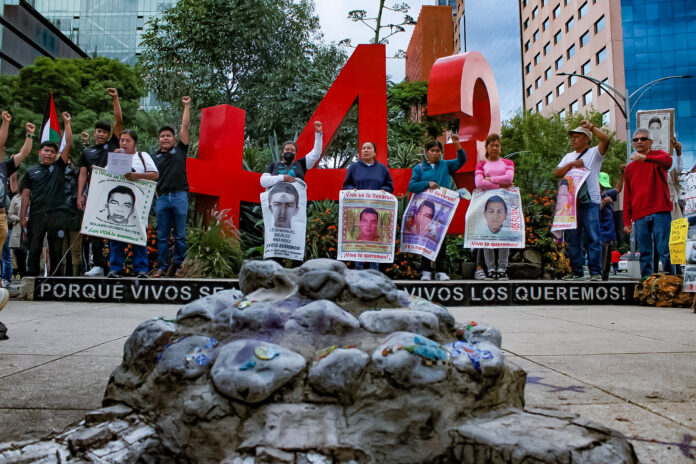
138, 0, 346, 146
0, 57, 144, 167
501, 110, 626, 197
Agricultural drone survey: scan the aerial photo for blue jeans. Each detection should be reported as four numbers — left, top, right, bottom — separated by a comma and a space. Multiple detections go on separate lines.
2, 229, 12, 282
565, 202, 602, 276
634, 211, 672, 277
109, 240, 149, 274
156, 191, 188, 271
355, 262, 379, 271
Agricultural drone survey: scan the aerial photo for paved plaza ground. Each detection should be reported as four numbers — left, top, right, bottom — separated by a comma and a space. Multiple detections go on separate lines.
0, 300, 694, 463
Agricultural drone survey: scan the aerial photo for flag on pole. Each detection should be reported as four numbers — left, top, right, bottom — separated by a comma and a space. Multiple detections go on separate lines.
40, 92, 65, 151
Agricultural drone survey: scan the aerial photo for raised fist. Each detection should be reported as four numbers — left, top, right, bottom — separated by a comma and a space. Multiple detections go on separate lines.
107, 88, 118, 97
182, 96, 191, 105
314, 121, 322, 132
2, 111, 11, 123
25, 122, 35, 135
81, 131, 90, 144
62, 112, 71, 123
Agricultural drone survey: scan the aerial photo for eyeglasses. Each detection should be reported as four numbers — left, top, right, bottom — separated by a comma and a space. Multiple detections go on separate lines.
632, 137, 650, 142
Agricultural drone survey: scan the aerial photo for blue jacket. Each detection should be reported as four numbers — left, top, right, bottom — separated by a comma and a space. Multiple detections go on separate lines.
343, 160, 394, 192
408, 149, 467, 193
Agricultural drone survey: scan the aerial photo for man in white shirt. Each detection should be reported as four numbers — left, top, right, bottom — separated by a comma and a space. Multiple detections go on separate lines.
554, 120, 611, 281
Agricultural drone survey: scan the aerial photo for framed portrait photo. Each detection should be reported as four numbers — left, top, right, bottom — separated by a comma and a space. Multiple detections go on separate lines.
636, 108, 675, 153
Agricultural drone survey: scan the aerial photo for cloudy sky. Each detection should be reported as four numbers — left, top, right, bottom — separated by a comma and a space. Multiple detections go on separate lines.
315, 0, 523, 120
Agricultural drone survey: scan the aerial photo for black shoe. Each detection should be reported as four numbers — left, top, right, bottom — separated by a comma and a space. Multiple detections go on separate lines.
0, 321, 8, 340
485, 270, 497, 281
136, 273, 148, 279
107, 271, 120, 278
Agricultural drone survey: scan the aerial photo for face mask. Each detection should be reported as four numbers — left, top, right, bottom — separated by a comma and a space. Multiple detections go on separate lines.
283, 152, 295, 164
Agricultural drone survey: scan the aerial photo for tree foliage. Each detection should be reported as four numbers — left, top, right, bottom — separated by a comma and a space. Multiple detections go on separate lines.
0, 57, 144, 167
138, 0, 347, 145
501, 110, 626, 197
342, 1, 416, 57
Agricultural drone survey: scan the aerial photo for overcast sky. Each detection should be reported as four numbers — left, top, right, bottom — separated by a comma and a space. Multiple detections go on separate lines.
315, 0, 522, 120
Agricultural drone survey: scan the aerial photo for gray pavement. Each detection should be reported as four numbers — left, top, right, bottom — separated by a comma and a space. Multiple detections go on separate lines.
0, 300, 694, 463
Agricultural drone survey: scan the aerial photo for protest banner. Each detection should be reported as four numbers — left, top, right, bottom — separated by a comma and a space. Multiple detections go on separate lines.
337, 190, 397, 263
680, 172, 696, 218
464, 187, 525, 248
400, 188, 460, 261
80, 167, 156, 246
261, 181, 307, 261
551, 167, 590, 233
684, 265, 696, 292
669, 218, 688, 265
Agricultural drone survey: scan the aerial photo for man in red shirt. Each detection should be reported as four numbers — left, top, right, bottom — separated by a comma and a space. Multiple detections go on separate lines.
623, 128, 673, 279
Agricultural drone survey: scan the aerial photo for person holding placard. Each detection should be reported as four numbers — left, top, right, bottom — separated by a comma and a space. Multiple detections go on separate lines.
343, 141, 393, 270
475, 134, 514, 280
408, 135, 466, 281
106, 129, 158, 278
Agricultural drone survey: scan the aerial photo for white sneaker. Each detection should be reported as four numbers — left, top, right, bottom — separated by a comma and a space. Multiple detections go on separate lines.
1, 280, 9, 288
0, 288, 8, 312
84, 266, 104, 277
421, 271, 432, 281
435, 272, 450, 281
474, 268, 486, 280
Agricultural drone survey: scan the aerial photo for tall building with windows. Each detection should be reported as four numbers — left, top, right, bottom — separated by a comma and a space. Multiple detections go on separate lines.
28, 0, 177, 66
405, 5, 454, 82
621, 1, 696, 164
0, 0, 86, 74
519, 0, 626, 139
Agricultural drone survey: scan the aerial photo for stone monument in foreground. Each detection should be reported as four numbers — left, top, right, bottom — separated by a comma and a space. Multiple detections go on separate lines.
1, 259, 637, 463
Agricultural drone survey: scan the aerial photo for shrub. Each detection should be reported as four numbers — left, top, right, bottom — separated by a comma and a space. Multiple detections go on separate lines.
181, 210, 243, 278
305, 200, 339, 260
523, 190, 571, 278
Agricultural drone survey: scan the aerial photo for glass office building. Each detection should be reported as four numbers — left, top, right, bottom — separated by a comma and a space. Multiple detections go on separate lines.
29, 0, 176, 66
0, 0, 86, 74
621, 0, 696, 165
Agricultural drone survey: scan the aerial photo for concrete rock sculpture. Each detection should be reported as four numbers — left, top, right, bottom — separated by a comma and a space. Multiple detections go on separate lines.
0, 259, 638, 463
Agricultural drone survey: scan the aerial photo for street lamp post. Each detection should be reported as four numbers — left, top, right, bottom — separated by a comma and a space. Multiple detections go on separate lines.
556, 72, 691, 160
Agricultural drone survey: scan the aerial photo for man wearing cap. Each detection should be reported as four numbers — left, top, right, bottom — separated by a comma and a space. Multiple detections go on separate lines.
554, 119, 611, 281
598, 172, 617, 281
623, 127, 673, 279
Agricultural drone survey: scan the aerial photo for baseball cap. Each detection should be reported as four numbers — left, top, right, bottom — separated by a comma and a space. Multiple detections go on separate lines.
599, 172, 611, 188
568, 126, 592, 138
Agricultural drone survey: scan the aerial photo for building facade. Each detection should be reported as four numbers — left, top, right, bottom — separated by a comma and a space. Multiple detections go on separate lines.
405, 5, 454, 82
0, 0, 86, 74
520, 0, 626, 139
621, 0, 696, 164
28, 0, 175, 67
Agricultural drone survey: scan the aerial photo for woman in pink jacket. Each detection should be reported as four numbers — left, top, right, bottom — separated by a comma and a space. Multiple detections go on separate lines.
474, 134, 514, 280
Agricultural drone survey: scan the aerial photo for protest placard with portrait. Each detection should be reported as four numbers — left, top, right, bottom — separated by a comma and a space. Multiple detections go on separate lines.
464, 187, 525, 248
261, 181, 307, 261
338, 190, 397, 263
551, 167, 590, 233
637, 108, 674, 153
400, 188, 459, 261
80, 167, 156, 246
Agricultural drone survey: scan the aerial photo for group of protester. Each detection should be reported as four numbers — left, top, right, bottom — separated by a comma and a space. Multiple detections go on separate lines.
0, 90, 685, 305
0, 88, 193, 337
